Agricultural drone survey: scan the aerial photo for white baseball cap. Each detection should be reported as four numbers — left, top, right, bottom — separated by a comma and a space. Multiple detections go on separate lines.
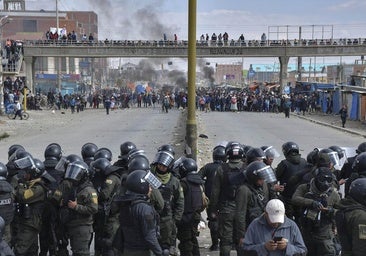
265, 199, 285, 223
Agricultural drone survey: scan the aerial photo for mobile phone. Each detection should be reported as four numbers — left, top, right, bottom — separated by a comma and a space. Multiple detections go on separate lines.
273, 236, 283, 242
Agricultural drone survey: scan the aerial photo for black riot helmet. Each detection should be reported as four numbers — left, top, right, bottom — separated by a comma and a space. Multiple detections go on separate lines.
64, 160, 89, 183
90, 158, 111, 177
307, 148, 319, 165
157, 144, 175, 157
30, 158, 45, 179
318, 148, 339, 168
120, 141, 137, 157
0, 163, 8, 180
282, 141, 299, 157
245, 161, 277, 185
178, 157, 197, 178
66, 154, 83, 163
329, 146, 345, 159
125, 169, 150, 195
246, 147, 266, 165
81, 143, 98, 161
349, 178, 366, 207
128, 149, 146, 162
8, 144, 25, 159
352, 152, 366, 174
153, 151, 175, 168
44, 143, 62, 161
128, 155, 150, 173
94, 147, 112, 161
225, 141, 244, 161
356, 142, 366, 154
212, 145, 226, 162
313, 167, 334, 192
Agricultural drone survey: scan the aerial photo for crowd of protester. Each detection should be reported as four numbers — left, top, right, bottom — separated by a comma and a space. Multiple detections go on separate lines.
1, 39, 23, 72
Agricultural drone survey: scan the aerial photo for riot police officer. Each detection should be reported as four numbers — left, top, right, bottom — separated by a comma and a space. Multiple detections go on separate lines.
53, 160, 98, 256
94, 147, 113, 162
151, 150, 184, 255
276, 141, 308, 222
0, 162, 14, 245
335, 178, 366, 256
90, 158, 121, 256
235, 161, 277, 253
0, 216, 14, 256
81, 142, 98, 166
198, 144, 226, 251
176, 158, 206, 256
113, 141, 137, 169
113, 141, 137, 181
208, 141, 246, 256
39, 143, 64, 256
345, 152, 366, 197
115, 169, 162, 256
340, 142, 366, 184
13, 157, 49, 256
292, 167, 340, 256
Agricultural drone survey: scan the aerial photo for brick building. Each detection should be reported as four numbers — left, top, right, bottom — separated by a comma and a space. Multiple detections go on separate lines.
214, 63, 243, 86
0, 0, 103, 94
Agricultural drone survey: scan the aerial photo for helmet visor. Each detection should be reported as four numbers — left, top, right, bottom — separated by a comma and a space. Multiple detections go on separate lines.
65, 163, 86, 181
253, 165, 277, 183
14, 155, 34, 169
328, 152, 340, 168
263, 146, 280, 158
154, 151, 174, 167
55, 157, 68, 172
334, 148, 348, 170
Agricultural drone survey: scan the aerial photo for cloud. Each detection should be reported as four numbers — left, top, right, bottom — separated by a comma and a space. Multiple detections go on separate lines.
328, 0, 366, 11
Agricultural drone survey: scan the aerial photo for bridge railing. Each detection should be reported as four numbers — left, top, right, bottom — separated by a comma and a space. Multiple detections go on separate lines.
21, 38, 366, 48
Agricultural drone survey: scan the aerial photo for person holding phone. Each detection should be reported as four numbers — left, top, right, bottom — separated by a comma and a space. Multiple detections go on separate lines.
242, 199, 307, 256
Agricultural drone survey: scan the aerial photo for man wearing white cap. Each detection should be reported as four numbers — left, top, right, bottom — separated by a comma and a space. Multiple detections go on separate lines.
243, 199, 307, 256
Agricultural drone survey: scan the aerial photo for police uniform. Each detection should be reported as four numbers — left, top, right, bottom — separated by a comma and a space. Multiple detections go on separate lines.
276, 152, 308, 221
235, 182, 273, 243
0, 178, 14, 244
115, 170, 162, 256
152, 166, 184, 253
55, 179, 98, 256
335, 178, 366, 256
14, 178, 47, 256
208, 160, 245, 256
177, 172, 204, 256
292, 173, 340, 256
39, 158, 63, 256
198, 160, 221, 249
94, 170, 121, 256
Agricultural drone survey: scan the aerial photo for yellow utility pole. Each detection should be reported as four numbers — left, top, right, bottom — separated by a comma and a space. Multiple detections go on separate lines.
186, 0, 197, 160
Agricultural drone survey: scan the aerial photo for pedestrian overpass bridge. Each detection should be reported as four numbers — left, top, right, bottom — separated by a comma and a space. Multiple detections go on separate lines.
16, 38, 366, 91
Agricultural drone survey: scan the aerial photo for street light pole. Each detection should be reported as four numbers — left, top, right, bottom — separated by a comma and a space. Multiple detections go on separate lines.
186, 0, 197, 160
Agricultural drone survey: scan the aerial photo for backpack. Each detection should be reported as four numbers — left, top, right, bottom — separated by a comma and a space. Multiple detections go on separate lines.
221, 163, 245, 201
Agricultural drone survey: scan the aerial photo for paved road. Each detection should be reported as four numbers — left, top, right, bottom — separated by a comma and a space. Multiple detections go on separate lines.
1, 107, 364, 255
196, 110, 365, 256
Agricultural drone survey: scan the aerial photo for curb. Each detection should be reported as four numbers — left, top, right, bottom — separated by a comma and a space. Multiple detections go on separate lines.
296, 115, 366, 138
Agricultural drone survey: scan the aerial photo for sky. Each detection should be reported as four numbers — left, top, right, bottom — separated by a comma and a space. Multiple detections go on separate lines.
22, 0, 366, 70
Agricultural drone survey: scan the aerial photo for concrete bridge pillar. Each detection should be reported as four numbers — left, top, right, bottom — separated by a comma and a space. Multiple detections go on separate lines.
24, 56, 35, 94
279, 56, 289, 94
